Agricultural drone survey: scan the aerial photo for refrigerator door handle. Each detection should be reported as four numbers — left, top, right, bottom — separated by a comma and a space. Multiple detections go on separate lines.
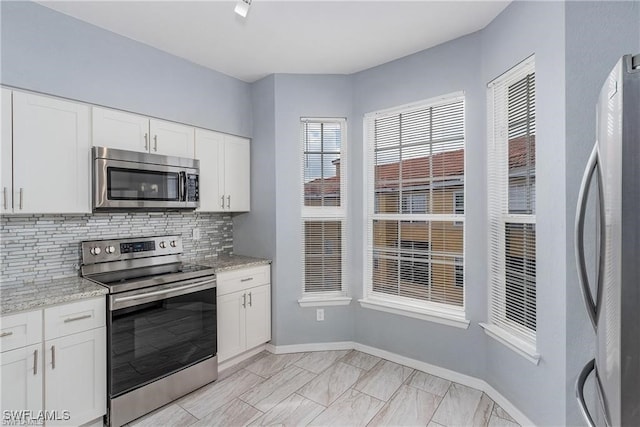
576, 358, 596, 427
575, 143, 604, 331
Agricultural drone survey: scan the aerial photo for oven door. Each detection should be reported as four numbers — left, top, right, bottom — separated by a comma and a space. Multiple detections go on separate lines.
94, 158, 198, 210
107, 278, 216, 398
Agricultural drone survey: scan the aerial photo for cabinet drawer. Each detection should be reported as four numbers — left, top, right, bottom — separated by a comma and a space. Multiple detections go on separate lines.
44, 297, 105, 341
0, 310, 42, 352
217, 265, 270, 296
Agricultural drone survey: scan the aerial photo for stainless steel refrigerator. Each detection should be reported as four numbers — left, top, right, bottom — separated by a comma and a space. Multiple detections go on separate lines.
575, 54, 640, 427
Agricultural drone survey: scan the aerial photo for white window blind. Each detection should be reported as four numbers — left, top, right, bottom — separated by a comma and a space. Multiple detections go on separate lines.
487, 57, 537, 348
365, 94, 465, 312
301, 118, 347, 297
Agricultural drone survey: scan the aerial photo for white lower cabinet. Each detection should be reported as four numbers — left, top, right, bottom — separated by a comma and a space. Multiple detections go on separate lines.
217, 265, 271, 362
0, 297, 106, 426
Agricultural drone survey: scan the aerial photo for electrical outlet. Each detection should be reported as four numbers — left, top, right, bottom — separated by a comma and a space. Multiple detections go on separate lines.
316, 309, 324, 321
192, 228, 201, 240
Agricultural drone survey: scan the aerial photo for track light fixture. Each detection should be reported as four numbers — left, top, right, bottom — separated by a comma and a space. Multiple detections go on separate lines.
234, 0, 252, 18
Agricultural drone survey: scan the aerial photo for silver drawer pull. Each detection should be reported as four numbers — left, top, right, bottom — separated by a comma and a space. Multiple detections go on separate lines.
33, 349, 38, 375
241, 277, 253, 283
64, 314, 92, 323
0, 331, 13, 338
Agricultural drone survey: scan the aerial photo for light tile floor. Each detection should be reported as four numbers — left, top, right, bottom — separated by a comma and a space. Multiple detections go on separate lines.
128, 350, 521, 427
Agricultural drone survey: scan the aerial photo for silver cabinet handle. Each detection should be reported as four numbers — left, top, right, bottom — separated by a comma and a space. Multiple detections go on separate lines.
64, 314, 92, 323
144, 133, 149, 151
241, 277, 253, 283
227, 195, 231, 209
575, 143, 605, 331
153, 135, 158, 152
220, 195, 225, 209
242, 293, 246, 308
33, 349, 38, 375
0, 331, 13, 338
19, 188, 23, 210
3, 187, 7, 210
248, 291, 252, 307
576, 358, 596, 427
51, 345, 55, 370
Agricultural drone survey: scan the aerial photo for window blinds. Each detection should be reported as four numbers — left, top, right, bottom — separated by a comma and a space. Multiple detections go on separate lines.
301, 118, 346, 296
366, 95, 465, 309
488, 57, 537, 345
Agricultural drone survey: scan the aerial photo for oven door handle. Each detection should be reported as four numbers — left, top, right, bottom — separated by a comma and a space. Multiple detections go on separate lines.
111, 278, 216, 310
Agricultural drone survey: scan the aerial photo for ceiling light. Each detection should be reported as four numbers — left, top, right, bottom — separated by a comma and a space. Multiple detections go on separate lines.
234, 0, 251, 18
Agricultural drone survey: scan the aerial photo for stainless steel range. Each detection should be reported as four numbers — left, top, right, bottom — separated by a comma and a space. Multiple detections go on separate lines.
81, 235, 217, 427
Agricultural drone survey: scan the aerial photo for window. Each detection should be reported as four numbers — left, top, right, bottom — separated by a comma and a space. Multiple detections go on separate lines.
454, 257, 464, 287
485, 56, 537, 360
300, 118, 349, 305
363, 93, 466, 325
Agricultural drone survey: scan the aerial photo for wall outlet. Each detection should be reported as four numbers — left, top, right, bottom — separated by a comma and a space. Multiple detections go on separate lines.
316, 309, 324, 321
192, 228, 201, 240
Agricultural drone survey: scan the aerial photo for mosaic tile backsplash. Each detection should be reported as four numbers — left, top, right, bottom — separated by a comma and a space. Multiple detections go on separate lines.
0, 212, 233, 286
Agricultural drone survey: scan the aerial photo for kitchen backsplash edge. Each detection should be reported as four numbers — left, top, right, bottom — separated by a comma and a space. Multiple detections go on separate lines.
0, 212, 233, 287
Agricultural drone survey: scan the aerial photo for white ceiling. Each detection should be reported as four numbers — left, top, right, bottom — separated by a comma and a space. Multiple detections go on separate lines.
38, 1, 510, 83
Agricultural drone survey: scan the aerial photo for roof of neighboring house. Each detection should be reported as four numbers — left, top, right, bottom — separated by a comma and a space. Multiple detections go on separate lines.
304, 136, 534, 197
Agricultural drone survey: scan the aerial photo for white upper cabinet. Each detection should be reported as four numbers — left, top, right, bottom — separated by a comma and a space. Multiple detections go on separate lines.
1, 89, 12, 214
12, 92, 91, 214
195, 129, 250, 212
92, 107, 194, 158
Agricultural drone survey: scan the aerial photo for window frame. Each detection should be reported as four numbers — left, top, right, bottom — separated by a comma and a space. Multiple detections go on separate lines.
299, 117, 350, 307
481, 56, 539, 364
360, 92, 469, 329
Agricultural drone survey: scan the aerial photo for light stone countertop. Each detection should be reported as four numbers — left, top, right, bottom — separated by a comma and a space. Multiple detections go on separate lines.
0, 276, 108, 316
195, 254, 271, 272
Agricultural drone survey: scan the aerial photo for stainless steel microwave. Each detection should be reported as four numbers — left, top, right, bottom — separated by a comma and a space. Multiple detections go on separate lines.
93, 147, 200, 210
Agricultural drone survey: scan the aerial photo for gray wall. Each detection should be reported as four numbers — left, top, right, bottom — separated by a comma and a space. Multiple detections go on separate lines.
480, 2, 567, 425
350, 32, 487, 379
0, 1, 252, 137
564, 2, 640, 425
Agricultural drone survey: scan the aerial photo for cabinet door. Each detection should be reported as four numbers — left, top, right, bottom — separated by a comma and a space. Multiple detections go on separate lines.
217, 290, 246, 362
224, 135, 251, 212
245, 285, 271, 350
0, 344, 43, 417
45, 328, 106, 426
1, 89, 12, 213
12, 92, 91, 214
149, 119, 195, 158
194, 129, 225, 212
92, 107, 150, 153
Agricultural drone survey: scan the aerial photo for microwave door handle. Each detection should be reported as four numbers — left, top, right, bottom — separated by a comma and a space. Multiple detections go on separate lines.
576, 358, 596, 427
179, 172, 186, 202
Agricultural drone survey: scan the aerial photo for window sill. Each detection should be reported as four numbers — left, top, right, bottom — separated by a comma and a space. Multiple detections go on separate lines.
358, 298, 469, 329
298, 296, 352, 307
479, 322, 540, 365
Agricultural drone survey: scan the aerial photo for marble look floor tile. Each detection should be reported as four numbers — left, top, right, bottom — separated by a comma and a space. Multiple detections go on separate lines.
244, 352, 307, 378
218, 350, 270, 381
353, 359, 414, 401
308, 389, 384, 427
248, 393, 325, 426
488, 414, 520, 427
298, 362, 364, 406
492, 403, 518, 423
340, 350, 381, 371
407, 370, 452, 397
368, 385, 441, 427
239, 365, 317, 412
190, 399, 262, 427
432, 383, 494, 427
294, 350, 350, 374
177, 369, 264, 418
427, 422, 446, 427
129, 404, 197, 427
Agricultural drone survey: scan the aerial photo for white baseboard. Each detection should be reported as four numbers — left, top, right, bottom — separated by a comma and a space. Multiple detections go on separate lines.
266, 341, 535, 426
218, 345, 267, 372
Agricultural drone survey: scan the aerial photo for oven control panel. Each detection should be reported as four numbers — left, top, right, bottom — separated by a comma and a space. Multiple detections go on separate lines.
81, 235, 183, 264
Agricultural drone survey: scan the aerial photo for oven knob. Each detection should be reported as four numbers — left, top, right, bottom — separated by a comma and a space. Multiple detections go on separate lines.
159, 241, 166, 249
170, 240, 177, 248
105, 246, 116, 254
90, 247, 101, 256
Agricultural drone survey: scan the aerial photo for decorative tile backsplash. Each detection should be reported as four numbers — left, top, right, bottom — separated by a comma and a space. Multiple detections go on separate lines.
0, 212, 233, 287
